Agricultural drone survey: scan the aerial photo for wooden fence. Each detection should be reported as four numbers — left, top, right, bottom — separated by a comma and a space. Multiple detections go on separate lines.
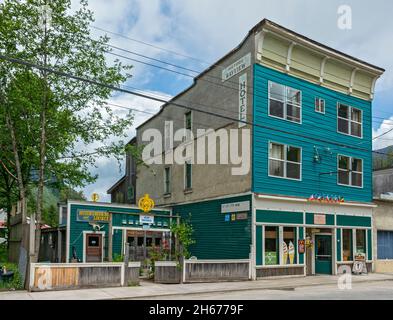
29, 262, 140, 291
183, 259, 251, 283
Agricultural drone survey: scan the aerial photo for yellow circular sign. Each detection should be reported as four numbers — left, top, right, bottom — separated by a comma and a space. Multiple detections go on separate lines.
91, 193, 100, 202
138, 194, 155, 213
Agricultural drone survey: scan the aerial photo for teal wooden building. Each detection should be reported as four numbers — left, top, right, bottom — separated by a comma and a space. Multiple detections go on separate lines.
114, 19, 385, 278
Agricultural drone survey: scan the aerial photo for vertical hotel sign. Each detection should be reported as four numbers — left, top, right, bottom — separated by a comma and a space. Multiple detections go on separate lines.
239, 73, 247, 127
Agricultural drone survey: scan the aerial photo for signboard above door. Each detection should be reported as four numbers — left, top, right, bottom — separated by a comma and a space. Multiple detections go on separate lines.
140, 215, 154, 225
314, 214, 326, 225
77, 210, 109, 223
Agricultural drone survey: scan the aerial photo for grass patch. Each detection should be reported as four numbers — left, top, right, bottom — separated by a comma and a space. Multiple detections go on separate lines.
0, 262, 23, 291
0, 244, 24, 291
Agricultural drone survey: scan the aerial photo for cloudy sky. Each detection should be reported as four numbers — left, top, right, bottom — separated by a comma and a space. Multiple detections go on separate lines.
68, 0, 393, 201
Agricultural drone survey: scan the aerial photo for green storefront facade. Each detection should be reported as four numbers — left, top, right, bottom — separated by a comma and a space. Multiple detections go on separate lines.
61, 201, 172, 263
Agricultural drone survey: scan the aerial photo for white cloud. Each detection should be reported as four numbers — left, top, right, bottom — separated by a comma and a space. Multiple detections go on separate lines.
71, 0, 393, 200
373, 117, 393, 150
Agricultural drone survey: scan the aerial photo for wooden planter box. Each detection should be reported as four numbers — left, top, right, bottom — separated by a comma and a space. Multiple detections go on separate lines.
154, 261, 181, 284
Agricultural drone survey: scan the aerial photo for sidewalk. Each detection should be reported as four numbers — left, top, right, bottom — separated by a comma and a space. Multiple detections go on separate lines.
1, 273, 393, 300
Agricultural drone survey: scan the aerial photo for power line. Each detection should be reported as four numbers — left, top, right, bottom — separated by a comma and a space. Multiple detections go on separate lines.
1, 53, 390, 157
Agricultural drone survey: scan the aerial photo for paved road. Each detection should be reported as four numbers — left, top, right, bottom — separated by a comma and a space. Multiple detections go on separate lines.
140, 280, 393, 300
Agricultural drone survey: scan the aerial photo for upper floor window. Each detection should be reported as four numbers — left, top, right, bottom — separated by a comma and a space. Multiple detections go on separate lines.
164, 121, 173, 152
315, 97, 325, 114
184, 111, 192, 141
337, 103, 362, 138
268, 81, 301, 123
184, 161, 192, 190
269, 142, 302, 180
338, 155, 363, 187
164, 167, 171, 194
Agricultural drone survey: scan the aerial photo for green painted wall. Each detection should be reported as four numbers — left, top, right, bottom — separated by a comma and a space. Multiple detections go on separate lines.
173, 195, 252, 259
256, 210, 303, 224
256, 226, 263, 266
336, 228, 342, 262
299, 227, 304, 264
336, 215, 371, 227
367, 229, 372, 261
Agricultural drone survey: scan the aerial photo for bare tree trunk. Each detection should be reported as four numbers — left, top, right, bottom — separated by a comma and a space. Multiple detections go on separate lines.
34, 20, 49, 262
5, 112, 27, 220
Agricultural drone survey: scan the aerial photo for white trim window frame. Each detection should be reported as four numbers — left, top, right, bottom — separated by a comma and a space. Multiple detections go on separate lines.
184, 111, 192, 142
268, 81, 302, 124
337, 154, 363, 188
184, 160, 192, 190
164, 166, 171, 194
315, 97, 325, 114
268, 141, 302, 181
337, 103, 363, 138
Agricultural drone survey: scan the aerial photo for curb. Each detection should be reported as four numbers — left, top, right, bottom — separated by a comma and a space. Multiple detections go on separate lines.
107, 277, 393, 300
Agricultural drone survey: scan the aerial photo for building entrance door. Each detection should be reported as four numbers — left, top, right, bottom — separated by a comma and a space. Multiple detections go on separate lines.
314, 234, 332, 274
85, 233, 102, 262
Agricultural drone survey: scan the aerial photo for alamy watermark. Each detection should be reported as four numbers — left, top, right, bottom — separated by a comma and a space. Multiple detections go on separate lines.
337, 5, 352, 30
141, 122, 251, 175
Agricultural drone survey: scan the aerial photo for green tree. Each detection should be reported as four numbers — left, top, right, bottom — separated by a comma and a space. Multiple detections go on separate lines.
0, 0, 134, 261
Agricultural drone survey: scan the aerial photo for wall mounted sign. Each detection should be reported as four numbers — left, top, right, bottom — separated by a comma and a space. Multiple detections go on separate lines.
231, 214, 236, 221
140, 215, 154, 225
236, 212, 248, 220
77, 210, 109, 223
224, 214, 230, 222
138, 194, 155, 213
238, 73, 247, 127
221, 200, 250, 213
314, 214, 326, 225
222, 53, 251, 82
298, 240, 305, 254
308, 194, 345, 203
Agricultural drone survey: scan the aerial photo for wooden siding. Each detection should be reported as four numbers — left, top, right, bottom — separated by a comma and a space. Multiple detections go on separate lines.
184, 261, 250, 282
256, 210, 303, 224
68, 203, 170, 262
173, 195, 252, 260
256, 266, 305, 277
252, 64, 372, 203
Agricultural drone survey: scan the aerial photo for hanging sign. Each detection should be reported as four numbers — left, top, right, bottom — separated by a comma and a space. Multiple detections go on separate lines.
222, 53, 251, 82
140, 215, 154, 225
298, 239, 305, 254
138, 194, 155, 213
221, 200, 250, 213
239, 73, 247, 127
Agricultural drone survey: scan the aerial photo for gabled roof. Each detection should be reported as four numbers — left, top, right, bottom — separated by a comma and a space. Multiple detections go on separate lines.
107, 175, 126, 194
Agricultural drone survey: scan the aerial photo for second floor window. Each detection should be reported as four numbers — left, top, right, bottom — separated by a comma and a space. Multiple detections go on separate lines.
185, 111, 192, 141
269, 142, 301, 180
315, 97, 325, 114
338, 155, 363, 187
268, 81, 301, 123
337, 103, 362, 138
184, 161, 192, 190
164, 167, 171, 194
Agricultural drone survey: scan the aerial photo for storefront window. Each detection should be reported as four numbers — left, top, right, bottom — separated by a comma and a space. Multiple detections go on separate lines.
283, 227, 296, 265
265, 226, 278, 265
342, 229, 352, 261
356, 229, 366, 255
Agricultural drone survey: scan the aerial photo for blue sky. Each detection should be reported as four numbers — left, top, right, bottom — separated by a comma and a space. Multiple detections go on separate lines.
71, 0, 393, 201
